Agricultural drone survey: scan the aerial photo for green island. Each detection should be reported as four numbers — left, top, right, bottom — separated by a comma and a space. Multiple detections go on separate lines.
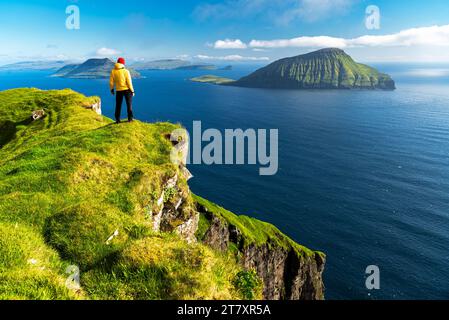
190, 75, 235, 85
0, 88, 325, 300
191, 48, 396, 90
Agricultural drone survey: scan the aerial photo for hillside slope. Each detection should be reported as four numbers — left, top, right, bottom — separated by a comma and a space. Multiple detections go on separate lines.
0, 88, 325, 300
232, 48, 396, 90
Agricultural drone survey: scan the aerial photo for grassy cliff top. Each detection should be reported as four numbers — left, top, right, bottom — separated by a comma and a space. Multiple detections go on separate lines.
0, 88, 322, 300
0, 88, 259, 300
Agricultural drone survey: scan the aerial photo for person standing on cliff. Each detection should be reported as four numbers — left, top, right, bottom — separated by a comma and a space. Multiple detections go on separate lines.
110, 57, 135, 124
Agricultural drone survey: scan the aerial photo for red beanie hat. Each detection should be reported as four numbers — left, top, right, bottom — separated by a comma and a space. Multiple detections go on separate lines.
117, 57, 125, 65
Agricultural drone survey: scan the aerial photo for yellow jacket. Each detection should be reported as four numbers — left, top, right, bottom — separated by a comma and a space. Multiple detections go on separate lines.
109, 63, 135, 92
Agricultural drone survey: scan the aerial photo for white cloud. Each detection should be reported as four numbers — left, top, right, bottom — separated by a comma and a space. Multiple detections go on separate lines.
96, 47, 121, 57
195, 54, 269, 61
214, 39, 247, 49
249, 25, 449, 49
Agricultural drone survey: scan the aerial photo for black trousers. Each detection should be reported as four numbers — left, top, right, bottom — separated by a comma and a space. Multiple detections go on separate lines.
115, 90, 134, 122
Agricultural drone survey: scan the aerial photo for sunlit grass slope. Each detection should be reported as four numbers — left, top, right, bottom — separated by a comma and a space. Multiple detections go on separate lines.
0, 88, 260, 300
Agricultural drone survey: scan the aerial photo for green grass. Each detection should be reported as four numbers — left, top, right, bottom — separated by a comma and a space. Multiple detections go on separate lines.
0, 88, 263, 300
82, 233, 256, 300
0, 222, 79, 300
0, 87, 320, 300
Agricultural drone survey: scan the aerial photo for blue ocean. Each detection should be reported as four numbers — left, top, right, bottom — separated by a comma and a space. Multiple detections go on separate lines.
1, 63, 449, 300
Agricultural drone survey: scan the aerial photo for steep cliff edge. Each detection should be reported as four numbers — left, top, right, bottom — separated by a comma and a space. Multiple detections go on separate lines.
0, 88, 325, 300
194, 196, 325, 300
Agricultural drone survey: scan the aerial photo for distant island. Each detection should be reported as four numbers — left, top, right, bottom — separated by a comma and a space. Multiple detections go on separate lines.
131, 59, 191, 70
1, 58, 226, 74
0, 60, 69, 72
52, 58, 141, 79
191, 75, 235, 85
191, 48, 396, 90
130, 59, 219, 71
176, 64, 217, 71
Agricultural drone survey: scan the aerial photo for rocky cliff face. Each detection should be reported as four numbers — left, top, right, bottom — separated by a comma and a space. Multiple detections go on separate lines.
148, 133, 326, 300
149, 172, 199, 244
143, 166, 326, 300
241, 243, 325, 300
196, 199, 326, 300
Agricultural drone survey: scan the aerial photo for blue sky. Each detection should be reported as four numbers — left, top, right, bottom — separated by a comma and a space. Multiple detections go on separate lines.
1, 0, 449, 64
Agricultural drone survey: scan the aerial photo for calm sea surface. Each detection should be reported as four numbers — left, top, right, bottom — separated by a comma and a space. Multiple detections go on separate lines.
1, 63, 449, 299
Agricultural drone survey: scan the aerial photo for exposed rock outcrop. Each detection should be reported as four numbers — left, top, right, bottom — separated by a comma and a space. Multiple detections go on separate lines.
203, 214, 230, 252
82, 99, 102, 115
241, 243, 325, 300
32, 109, 46, 121
150, 173, 198, 243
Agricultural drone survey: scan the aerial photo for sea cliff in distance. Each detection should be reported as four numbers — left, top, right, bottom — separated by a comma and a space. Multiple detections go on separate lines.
192, 48, 396, 90
52, 58, 141, 79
